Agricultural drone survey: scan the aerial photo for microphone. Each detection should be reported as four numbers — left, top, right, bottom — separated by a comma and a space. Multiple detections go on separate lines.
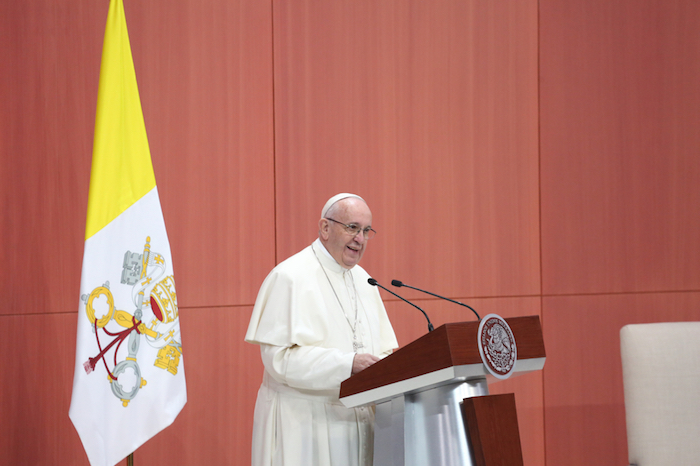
391, 280, 481, 321
368, 278, 434, 332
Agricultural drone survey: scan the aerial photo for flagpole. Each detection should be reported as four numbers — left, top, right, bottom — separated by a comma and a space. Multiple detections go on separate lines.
127, 453, 134, 466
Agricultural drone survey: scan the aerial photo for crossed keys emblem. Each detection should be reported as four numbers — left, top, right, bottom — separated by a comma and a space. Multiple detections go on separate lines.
81, 237, 182, 407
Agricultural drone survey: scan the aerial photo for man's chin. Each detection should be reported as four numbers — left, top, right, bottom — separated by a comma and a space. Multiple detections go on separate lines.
343, 245, 365, 266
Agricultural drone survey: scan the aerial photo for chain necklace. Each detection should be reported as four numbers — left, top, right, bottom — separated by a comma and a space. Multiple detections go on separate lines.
312, 244, 364, 353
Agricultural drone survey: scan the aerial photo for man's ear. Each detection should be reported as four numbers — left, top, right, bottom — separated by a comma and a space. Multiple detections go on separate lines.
318, 218, 330, 240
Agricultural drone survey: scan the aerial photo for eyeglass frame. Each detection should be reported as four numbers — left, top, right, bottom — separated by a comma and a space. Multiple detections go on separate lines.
324, 218, 377, 239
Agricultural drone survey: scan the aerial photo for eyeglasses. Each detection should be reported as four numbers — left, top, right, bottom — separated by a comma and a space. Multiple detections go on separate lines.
325, 218, 377, 240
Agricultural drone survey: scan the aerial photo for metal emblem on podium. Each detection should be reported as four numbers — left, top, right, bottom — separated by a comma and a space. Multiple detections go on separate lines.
478, 314, 517, 379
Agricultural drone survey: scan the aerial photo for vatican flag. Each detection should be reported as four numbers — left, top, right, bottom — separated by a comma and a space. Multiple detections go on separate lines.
69, 1, 186, 465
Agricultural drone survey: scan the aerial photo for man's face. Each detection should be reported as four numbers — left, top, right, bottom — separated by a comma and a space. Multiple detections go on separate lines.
320, 198, 373, 269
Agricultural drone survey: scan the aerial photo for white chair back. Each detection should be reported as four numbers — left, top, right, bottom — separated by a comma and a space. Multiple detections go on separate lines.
620, 322, 700, 466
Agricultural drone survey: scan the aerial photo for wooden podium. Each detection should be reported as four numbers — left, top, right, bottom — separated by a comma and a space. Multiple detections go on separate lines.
339, 316, 546, 466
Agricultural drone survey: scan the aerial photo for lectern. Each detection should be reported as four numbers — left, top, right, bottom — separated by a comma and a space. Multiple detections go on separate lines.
340, 316, 546, 466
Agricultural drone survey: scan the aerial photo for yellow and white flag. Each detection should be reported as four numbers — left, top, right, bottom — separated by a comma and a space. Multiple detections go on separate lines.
69, 1, 186, 465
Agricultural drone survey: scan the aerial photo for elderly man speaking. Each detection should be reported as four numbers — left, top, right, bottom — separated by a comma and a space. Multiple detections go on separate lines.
245, 193, 398, 466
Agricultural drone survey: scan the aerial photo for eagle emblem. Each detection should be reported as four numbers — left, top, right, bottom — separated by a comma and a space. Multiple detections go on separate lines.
478, 314, 517, 379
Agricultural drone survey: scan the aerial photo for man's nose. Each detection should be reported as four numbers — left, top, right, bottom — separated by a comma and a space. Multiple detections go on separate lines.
353, 230, 367, 243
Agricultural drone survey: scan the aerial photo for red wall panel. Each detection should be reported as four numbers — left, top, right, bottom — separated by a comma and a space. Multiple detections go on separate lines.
539, 3, 700, 463
127, 0, 276, 308
542, 292, 700, 465
540, 0, 700, 295
273, 0, 540, 301
0, 1, 101, 316
0, 313, 86, 464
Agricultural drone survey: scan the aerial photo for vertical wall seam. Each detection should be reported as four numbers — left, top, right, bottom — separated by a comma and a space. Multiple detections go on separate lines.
270, 0, 278, 265
536, 1, 548, 465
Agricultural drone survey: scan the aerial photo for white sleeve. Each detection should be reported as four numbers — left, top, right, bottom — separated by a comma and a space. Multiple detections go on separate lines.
260, 343, 356, 391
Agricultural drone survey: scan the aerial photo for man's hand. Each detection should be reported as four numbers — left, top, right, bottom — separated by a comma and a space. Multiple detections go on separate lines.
352, 353, 380, 375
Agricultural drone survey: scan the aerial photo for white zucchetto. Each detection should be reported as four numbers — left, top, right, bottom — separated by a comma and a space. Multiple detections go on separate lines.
321, 193, 365, 218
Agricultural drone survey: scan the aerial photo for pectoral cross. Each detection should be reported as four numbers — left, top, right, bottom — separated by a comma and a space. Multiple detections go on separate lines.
353, 334, 364, 353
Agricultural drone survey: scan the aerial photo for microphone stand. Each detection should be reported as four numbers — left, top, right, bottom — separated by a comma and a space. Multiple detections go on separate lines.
391, 280, 481, 321
368, 278, 434, 332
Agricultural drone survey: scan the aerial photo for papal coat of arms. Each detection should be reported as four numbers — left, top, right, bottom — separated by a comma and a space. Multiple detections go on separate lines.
81, 236, 183, 407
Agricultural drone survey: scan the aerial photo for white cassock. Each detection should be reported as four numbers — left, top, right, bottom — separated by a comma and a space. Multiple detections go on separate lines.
245, 238, 398, 466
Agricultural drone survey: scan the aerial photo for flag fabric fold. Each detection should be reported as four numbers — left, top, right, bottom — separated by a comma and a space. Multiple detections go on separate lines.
69, 1, 186, 465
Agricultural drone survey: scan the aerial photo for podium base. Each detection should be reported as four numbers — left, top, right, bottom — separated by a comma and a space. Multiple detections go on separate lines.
374, 378, 489, 466
462, 394, 524, 466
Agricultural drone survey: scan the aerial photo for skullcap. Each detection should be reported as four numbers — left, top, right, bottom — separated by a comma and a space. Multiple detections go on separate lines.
321, 193, 365, 218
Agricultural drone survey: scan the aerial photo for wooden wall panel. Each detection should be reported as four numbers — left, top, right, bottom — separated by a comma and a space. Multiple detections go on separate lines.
0, 0, 102, 316
542, 292, 700, 466
125, 0, 276, 308
272, 0, 540, 299
539, 0, 700, 295
0, 313, 87, 464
